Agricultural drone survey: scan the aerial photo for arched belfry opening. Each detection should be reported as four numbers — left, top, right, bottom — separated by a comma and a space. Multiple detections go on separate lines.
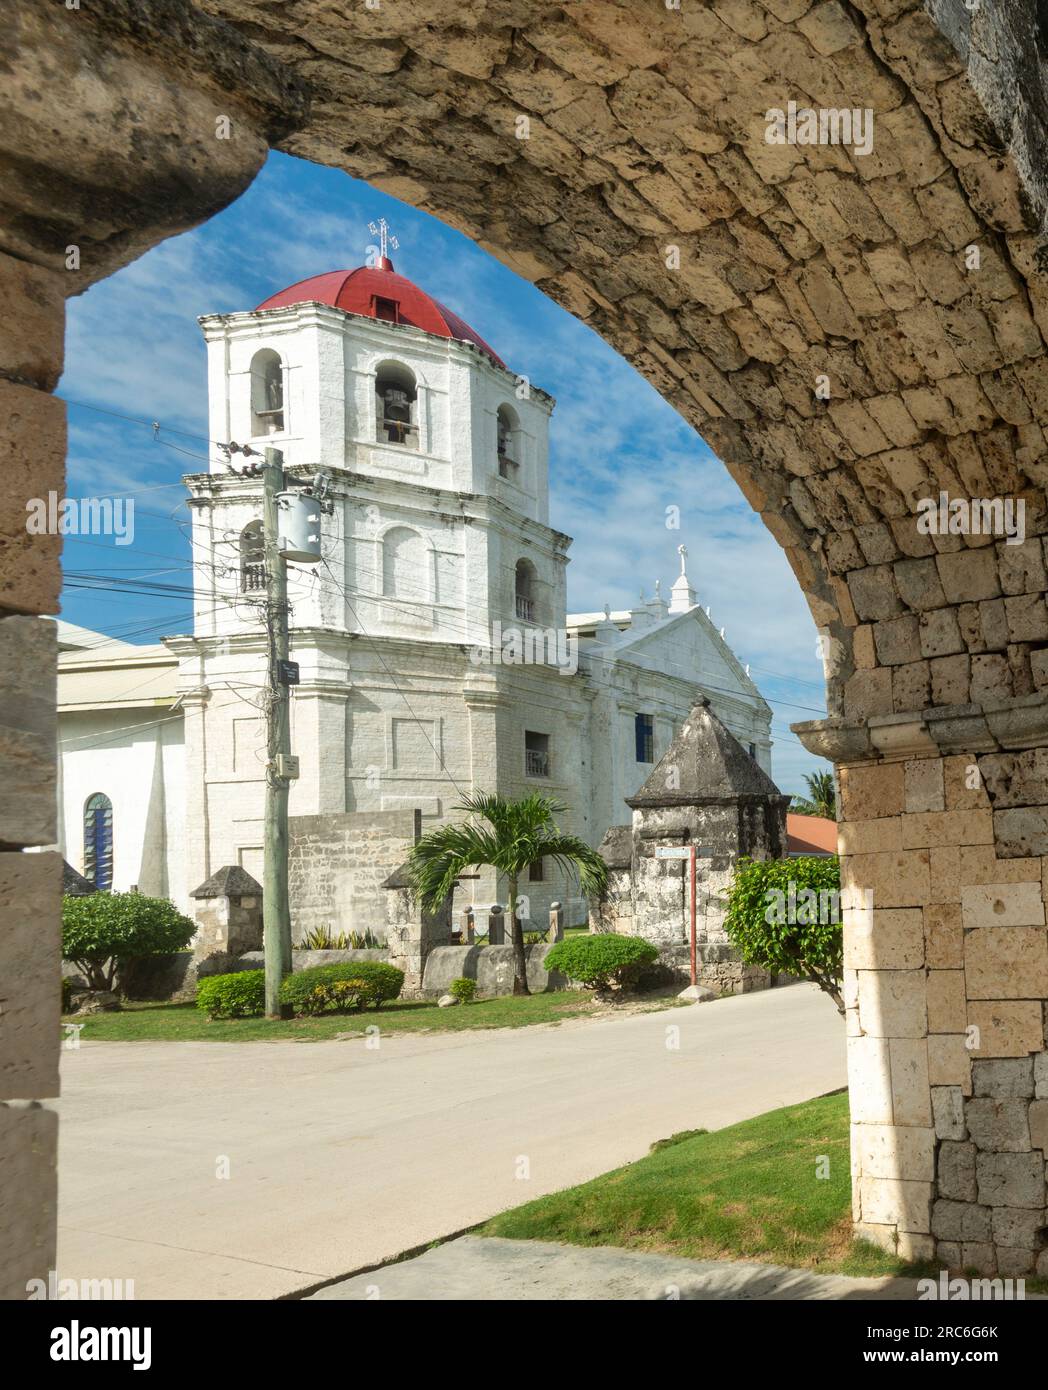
239, 521, 265, 592
375, 361, 418, 449
497, 403, 520, 479
514, 557, 536, 623
249, 348, 284, 436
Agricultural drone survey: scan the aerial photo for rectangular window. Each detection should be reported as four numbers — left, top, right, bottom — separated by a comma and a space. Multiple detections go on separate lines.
748, 742, 757, 760
373, 296, 399, 322
529, 857, 545, 883
635, 713, 654, 763
525, 730, 549, 778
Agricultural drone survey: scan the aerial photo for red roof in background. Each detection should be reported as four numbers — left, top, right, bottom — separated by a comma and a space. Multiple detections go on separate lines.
786, 813, 838, 856
254, 258, 506, 369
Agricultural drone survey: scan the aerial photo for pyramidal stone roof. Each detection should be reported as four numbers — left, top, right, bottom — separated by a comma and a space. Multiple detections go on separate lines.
62, 860, 97, 896
190, 865, 263, 899
627, 699, 787, 809
596, 824, 632, 869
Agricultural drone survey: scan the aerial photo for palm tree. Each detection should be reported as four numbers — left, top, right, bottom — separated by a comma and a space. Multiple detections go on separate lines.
405, 792, 608, 995
790, 770, 837, 820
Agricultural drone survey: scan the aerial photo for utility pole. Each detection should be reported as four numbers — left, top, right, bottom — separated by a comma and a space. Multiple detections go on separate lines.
262, 445, 292, 1018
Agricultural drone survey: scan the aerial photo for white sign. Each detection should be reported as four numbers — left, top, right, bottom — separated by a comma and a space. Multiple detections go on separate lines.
655, 846, 691, 860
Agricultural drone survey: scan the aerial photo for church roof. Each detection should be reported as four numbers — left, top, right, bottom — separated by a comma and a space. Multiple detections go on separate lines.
254, 258, 506, 369
627, 698, 787, 808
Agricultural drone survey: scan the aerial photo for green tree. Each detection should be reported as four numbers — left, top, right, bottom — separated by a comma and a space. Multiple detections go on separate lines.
790, 770, 837, 819
723, 856, 844, 1013
62, 892, 196, 992
406, 792, 608, 995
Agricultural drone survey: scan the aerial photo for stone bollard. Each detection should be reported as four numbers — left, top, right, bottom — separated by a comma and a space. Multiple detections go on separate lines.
462, 905, 475, 945
548, 901, 564, 944
488, 903, 505, 946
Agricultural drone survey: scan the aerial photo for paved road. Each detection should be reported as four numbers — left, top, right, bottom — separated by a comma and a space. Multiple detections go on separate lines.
56, 984, 845, 1300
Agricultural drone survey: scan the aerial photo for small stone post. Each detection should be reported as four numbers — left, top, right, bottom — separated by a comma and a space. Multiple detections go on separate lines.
462, 905, 475, 944
488, 903, 505, 945
189, 866, 264, 957
548, 901, 564, 944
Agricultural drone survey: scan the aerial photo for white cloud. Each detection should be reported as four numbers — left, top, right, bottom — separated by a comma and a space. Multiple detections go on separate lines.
58, 152, 830, 795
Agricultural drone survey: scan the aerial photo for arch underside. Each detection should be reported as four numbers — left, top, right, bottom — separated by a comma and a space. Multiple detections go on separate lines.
197, 0, 1048, 1281
200, 0, 1048, 731
4, 0, 1048, 1288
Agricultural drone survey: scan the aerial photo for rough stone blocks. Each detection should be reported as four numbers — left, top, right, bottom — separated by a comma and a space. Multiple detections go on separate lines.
0, 616, 57, 848
0, 383, 64, 616
0, 1104, 57, 1299
0, 852, 60, 1101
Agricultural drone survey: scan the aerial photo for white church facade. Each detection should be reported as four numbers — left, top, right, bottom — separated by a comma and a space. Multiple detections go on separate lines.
56, 251, 774, 930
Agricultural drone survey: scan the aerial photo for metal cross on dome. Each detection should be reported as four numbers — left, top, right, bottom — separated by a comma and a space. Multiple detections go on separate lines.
367, 218, 399, 261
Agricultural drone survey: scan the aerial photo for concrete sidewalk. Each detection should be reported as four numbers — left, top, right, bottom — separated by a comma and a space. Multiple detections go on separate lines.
57, 984, 845, 1299
310, 1236, 922, 1301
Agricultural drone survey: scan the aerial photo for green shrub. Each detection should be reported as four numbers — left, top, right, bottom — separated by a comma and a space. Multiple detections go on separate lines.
723, 855, 844, 1014
196, 969, 266, 1019
296, 925, 348, 950
295, 926, 383, 950
449, 977, 476, 1004
62, 892, 196, 992
544, 934, 658, 995
278, 961, 404, 1017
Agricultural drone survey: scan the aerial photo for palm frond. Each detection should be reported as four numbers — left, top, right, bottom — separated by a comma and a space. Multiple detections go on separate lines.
406, 792, 606, 909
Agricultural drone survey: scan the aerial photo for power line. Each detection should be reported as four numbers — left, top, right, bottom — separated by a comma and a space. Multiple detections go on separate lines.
61, 396, 216, 449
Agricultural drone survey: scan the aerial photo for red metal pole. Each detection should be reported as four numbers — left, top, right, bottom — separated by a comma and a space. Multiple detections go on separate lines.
689, 844, 697, 987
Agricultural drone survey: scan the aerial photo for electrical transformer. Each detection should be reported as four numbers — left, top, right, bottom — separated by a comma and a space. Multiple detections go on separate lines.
276, 491, 322, 563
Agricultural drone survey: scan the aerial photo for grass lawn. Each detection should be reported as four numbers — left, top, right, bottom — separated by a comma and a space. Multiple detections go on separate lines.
63, 990, 681, 1043
481, 1091, 933, 1281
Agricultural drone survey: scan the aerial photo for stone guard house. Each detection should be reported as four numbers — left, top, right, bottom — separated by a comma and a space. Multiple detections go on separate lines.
593, 699, 791, 994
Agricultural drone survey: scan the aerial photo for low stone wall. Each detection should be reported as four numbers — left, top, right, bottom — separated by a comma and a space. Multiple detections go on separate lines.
64, 954, 221, 1002
422, 944, 565, 998
69, 947, 394, 1002
277, 948, 390, 970
653, 943, 793, 996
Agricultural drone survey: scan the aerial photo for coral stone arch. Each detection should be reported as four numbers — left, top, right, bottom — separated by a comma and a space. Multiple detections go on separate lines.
5, 0, 1048, 1292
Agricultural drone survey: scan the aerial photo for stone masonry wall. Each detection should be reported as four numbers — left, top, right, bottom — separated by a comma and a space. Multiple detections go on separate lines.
0, 1, 305, 1298
839, 752, 1048, 1275
288, 808, 421, 941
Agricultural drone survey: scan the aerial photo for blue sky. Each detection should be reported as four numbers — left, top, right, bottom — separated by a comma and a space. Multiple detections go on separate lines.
58, 150, 828, 796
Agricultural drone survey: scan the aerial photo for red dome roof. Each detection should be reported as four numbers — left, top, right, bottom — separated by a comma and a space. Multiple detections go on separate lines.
254, 258, 506, 368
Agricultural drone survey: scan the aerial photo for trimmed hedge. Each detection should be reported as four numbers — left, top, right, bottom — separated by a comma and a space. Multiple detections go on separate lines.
449, 976, 476, 1004
544, 934, 658, 994
63, 891, 196, 992
197, 969, 266, 1019
278, 961, 404, 1016
196, 962, 405, 1019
